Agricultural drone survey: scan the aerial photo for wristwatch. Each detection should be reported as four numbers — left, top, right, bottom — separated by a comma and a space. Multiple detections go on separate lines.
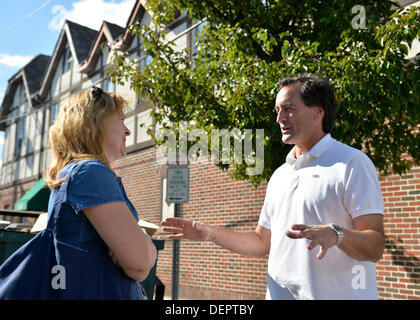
329, 224, 344, 247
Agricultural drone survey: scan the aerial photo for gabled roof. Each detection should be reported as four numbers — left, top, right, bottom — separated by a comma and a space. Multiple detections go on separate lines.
106, 21, 125, 40
111, 0, 181, 52
38, 20, 98, 99
78, 21, 125, 74
0, 0, 177, 121
24, 54, 51, 96
0, 0, 149, 129
79, 0, 148, 73
113, 0, 147, 51
0, 54, 50, 130
66, 20, 98, 64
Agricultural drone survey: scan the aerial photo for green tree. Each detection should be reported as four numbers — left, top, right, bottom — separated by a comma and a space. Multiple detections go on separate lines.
109, 0, 420, 185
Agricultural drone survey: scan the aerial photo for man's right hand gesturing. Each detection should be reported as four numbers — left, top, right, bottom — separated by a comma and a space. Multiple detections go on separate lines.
161, 217, 214, 241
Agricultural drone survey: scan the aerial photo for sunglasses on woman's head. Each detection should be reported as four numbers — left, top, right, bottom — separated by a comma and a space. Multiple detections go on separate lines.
91, 86, 103, 103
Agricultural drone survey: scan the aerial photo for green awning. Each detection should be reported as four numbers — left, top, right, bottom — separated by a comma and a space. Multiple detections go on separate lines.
14, 178, 51, 211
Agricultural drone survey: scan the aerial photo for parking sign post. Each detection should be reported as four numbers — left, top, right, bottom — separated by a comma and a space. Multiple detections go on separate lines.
166, 166, 189, 300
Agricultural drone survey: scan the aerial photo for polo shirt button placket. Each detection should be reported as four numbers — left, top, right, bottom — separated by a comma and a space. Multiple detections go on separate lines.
291, 163, 300, 191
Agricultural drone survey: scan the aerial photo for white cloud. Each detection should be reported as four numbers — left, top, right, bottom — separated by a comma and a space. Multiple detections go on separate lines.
0, 54, 32, 68
49, 0, 136, 31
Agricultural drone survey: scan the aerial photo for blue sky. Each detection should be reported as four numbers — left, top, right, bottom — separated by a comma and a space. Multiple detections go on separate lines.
0, 0, 136, 166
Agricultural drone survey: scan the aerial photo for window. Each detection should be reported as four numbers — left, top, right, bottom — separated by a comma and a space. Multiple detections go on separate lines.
50, 104, 59, 125
13, 83, 26, 106
18, 84, 26, 105
139, 49, 152, 73
4, 127, 9, 161
192, 20, 207, 61
138, 48, 152, 104
104, 78, 115, 93
63, 44, 73, 73
14, 119, 25, 158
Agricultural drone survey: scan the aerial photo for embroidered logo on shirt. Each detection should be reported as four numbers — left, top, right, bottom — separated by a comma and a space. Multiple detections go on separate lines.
312, 174, 320, 178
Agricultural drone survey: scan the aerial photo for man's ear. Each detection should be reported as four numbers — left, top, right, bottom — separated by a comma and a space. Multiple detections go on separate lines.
313, 106, 324, 120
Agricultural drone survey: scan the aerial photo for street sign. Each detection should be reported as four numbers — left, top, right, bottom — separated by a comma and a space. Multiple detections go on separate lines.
166, 166, 189, 203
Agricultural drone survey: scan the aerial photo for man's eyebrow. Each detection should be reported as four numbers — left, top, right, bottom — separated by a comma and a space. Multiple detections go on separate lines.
282, 102, 294, 106
275, 102, 294, 109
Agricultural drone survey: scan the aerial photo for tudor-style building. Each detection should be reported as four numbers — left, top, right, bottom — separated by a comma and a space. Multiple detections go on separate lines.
0, 1, 164, 216
0, 0, 419, 300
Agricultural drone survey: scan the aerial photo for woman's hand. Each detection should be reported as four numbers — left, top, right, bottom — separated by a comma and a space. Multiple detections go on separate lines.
108, 248, 150, 282
108, 249, 120, 267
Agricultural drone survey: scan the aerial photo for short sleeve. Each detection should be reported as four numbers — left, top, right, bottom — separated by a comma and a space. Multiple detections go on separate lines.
258, 176, 275, 230
67, 160, 125, 215
343, 153, 384, 219
258, 197, 271, 230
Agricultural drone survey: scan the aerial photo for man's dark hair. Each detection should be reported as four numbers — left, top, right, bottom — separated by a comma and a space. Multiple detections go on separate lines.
279, 74, 337, 133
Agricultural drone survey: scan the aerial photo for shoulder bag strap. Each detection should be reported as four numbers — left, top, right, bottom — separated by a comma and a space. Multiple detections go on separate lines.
46, 162, 79, 230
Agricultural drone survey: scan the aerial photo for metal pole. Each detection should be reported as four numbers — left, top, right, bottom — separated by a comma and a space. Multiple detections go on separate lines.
172, 203, 181, 300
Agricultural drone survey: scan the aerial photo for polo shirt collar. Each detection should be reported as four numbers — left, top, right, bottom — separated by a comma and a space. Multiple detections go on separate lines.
307, 133, 333, 158
285, 148, 297, 165
285, 133, 333, 165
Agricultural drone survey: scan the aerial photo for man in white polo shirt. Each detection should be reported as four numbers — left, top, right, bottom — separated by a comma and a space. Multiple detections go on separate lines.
161, 74, 385, 300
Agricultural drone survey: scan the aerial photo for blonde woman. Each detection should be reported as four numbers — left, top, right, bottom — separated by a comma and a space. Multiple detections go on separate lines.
7, 86, 156, 299
39, 86, 157, 299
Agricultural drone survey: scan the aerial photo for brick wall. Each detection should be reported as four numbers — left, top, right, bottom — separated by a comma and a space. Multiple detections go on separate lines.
377, 167, 420, 300
170, 161, 267, 300
113, 148, 420, 300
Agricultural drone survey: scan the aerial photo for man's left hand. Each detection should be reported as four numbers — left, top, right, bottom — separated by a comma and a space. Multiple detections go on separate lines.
285, 224, 338, 259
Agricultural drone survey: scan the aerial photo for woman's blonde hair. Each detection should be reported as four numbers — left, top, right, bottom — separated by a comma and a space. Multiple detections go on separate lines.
44, 87, 128, 189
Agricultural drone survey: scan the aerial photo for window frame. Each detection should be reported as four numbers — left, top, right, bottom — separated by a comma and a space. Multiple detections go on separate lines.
63, 44, 73, 73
